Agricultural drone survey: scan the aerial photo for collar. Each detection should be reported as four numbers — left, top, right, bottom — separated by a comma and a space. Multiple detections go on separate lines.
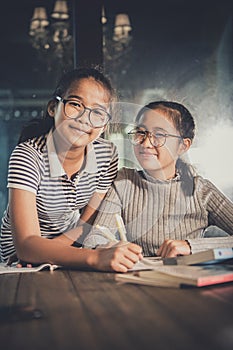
141, 169, 181, 184
46, 129, 98, 178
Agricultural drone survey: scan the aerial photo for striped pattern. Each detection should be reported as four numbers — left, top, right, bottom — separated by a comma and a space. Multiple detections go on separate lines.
0, 134, 118, 262
84, 167, 233, 255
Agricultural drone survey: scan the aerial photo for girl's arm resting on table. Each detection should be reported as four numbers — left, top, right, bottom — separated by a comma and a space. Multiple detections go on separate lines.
9, 188, 141, 271
9, 187, 91, 262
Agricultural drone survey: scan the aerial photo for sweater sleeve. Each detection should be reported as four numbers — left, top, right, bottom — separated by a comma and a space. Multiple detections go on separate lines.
204, 179, 233, 234
187, 177, 233, 253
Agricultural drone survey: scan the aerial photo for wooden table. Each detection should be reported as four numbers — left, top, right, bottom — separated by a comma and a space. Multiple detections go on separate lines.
0, 269, 233, 350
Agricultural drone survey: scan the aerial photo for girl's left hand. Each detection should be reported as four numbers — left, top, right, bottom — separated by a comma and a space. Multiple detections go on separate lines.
157, 239, 191, 258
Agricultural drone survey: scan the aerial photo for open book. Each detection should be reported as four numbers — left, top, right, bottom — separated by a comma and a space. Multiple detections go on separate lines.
0, 262, 59, 274
116, 264, 233, 288
129, 256, 164, 271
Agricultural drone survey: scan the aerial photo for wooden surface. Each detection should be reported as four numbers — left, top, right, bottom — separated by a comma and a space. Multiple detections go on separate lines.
0, 269, 233, 350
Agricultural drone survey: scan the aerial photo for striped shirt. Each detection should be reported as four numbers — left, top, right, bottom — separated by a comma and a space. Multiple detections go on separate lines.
0, 130, 118, 262
84, 167, 233, 255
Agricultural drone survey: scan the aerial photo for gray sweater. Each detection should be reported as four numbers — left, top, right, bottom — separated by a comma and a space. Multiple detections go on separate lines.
84, 166, 233, 255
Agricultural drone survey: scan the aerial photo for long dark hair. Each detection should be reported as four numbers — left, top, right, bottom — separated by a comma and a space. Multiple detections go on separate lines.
18, 66, 116, 143
136, 100, 196, 195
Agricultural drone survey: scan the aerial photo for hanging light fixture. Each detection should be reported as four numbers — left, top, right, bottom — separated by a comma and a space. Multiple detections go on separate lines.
29, 3, 132, 77
102, 7, 133, 84
29, 0, 73, 71
113, 14, 132, 43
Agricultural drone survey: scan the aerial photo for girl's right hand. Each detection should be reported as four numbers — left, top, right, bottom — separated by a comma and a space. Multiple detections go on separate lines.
90, 241, 142, 272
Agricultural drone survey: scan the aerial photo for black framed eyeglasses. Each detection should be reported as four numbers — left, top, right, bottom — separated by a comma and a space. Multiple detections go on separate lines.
56, 96, 111, 128
127, 128, 183, 148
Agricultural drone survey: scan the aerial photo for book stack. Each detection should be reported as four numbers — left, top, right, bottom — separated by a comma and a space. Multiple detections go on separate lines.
116, 248, 233, 288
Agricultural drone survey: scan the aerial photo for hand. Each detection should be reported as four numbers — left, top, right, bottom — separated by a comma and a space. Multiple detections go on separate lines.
92, 241, 142, 272
157, 239, 191, 258
7, 252, 18, 266
7, 252, 32, 268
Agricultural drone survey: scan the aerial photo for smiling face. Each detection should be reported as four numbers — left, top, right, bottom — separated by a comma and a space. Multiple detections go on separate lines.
134, 109, 189, 180
48, 77, 111, 153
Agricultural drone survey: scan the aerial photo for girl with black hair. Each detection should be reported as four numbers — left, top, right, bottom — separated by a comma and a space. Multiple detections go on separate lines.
84, 101, 233, 257
0, 67, 142, 272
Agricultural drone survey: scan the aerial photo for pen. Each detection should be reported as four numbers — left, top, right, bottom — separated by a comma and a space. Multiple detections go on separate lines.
95, 224, 118, 242
114, 214, 127, 241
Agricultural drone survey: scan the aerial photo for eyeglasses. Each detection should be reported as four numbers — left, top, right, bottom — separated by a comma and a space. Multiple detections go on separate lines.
127, 128, 183, 148
56, 96, 111, 128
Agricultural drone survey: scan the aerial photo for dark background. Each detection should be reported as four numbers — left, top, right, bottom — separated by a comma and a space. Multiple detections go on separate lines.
0, 0, 232, 218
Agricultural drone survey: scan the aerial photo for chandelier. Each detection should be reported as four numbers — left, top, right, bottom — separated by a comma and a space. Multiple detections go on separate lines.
28, 2, 132, 78
101, 7, 133, 83
29, 0, 73, 71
